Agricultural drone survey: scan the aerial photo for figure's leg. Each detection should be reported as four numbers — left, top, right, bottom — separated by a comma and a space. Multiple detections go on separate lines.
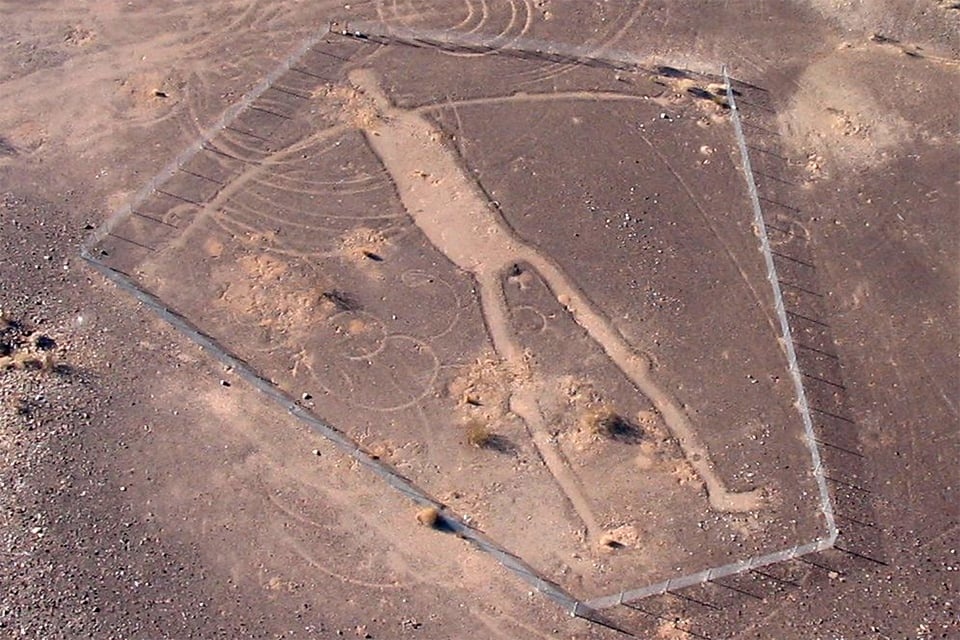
518, 255, 764, 512
476, 266, 602, 541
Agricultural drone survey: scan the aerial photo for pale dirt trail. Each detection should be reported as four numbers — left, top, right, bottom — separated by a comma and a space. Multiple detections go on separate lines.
348, 69, 763, 527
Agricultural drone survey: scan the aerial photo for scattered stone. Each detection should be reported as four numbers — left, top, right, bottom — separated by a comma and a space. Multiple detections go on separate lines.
219, 379, 230, 387
34, 334, 56, 350
354, 625, 371, 638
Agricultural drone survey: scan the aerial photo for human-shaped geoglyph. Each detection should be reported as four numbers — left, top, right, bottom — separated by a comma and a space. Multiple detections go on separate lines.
341, 68, 763, 541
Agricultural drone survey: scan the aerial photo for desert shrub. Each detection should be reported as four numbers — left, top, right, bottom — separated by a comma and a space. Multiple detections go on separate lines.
1, 351, 58, 373
583, 406, 620, 437
465, 418, 494, 448
709, 93, 730, 108
582, 406, 643, 444
416, 506, 440, 528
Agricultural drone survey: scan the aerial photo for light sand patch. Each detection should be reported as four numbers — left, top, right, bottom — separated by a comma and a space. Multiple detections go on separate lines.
779, 50, 911, 171
5, 121, 46, 152
315, 83, 384, 131
217, 253, 332, 338
113, 68, 185, 114
656, 616, 696, 640
339, 226, 389, 263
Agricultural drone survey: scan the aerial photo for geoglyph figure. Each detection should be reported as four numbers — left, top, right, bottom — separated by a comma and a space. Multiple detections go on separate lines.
346, 69, 763, 540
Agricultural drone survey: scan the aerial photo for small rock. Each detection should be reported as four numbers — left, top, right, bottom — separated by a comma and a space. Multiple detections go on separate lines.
34, 334, 56, 350
219, 379, 230, 387
302, 392, 312, 400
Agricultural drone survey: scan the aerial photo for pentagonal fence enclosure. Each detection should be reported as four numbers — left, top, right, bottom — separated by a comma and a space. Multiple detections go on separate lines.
85, 24, 835, 611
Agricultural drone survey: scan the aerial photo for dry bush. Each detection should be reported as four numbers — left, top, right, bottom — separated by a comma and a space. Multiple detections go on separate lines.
599, 533, 625, 549
38, 352, 57, 372
416, 506, 440, 528
706, 83, 732, 108
465, 418, 494, 448
582, 405, 621, 437
0, 313, 62, 375
709, 93, 730, 109
582, 406, 643, 444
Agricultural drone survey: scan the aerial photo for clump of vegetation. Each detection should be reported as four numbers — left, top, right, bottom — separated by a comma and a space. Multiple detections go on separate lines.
319, 289, 358, 312
582, 406, 643, 444
416, 506, 440, 528
583, 405, 622, 437
709, 94, 730, 109
465, 418, 495, 448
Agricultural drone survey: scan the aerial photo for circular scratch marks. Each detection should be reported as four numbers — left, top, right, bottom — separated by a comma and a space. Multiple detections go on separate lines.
306, 328, 441, 412
328, 310, 389, 361
399, 269, 464, 340
512, 304, 547, 335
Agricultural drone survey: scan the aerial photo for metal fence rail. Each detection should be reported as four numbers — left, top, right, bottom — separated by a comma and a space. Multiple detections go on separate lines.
723, 67, 838, 545
80, 250, 600, 618
333, 19, 724, 80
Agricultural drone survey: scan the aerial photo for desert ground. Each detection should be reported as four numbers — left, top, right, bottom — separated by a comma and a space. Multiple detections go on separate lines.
1, 1, 957, 638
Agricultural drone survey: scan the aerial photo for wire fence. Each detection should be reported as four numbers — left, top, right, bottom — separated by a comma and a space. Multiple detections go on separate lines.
81, 33, 331, 257
332, 18, 726, 81
723, 68, 837, 545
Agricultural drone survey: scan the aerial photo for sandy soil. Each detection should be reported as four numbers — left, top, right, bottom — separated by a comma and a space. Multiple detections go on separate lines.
1, 1, 956, 638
